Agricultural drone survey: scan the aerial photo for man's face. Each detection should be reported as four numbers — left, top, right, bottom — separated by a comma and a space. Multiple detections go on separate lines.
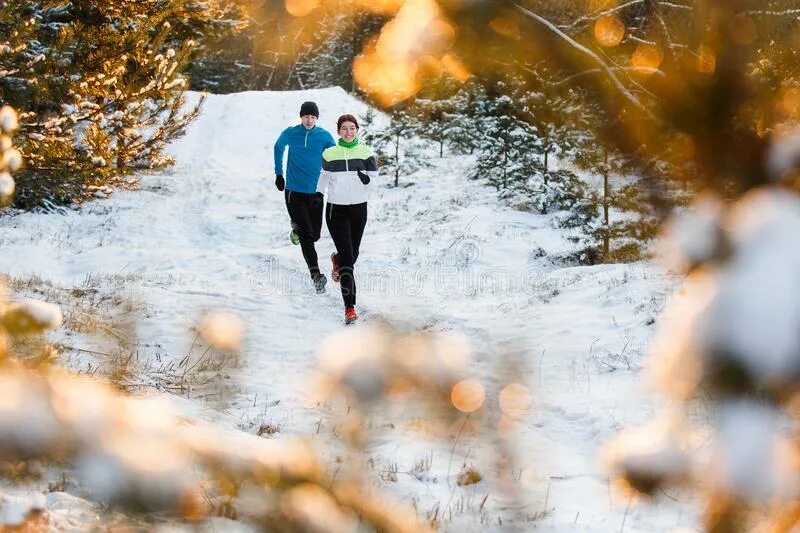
301, 115, 317, 129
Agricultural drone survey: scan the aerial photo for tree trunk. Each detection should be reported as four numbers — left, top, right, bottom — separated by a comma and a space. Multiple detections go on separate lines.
116, 132, 125, 169
602, 148, 610, 259
439, 139, 443, 158
502, 140, 508, 190
394, 133, 400, 187
250, 31, 257, 90
544, 133, 549, 174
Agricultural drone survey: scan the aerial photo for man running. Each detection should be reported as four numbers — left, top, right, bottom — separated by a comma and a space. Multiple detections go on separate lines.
273, 101, 335, 293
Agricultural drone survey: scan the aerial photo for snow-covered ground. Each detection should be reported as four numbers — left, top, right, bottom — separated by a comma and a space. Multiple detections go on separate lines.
0, 88, 697, 530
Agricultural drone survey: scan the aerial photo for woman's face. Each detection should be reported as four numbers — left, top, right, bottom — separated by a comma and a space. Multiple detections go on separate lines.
339, 121, 358, 143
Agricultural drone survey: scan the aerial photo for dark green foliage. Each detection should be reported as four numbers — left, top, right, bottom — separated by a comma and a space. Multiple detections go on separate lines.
171, 0, 251, 93
0, 0, 207, 209
362, 106, 429, 187
470, 82, 543, 190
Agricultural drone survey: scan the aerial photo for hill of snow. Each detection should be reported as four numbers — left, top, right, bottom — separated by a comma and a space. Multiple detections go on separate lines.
0, 87, 694, 531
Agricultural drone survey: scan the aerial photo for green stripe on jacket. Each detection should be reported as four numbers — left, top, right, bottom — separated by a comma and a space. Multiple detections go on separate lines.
322, 143, 374, 162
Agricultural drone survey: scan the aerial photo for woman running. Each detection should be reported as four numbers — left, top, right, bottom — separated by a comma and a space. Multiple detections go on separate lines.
317, 114, 378, 324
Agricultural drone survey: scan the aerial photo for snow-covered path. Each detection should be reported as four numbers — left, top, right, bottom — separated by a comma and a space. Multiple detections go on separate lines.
0, 88, 696, 530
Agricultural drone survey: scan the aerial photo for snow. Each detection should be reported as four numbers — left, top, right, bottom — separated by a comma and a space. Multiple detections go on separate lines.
1, 148, 22, 172
767, 127, 800, 180
651, 188, 800, 397
639, 186, 800, 518
4, 298, 64, 330
603, 416, 691, 496
0, 497, 27, 526
0, 373, 63, 457
0, 87, 691, 530
0, 491, 48, 528
657, 193, 723, 271
712, 400, 784, 501
199, 310, 244, 351
706, 189, 800, 379
280, 484, 359, 532
0, 106, 18, 132
0, 171, 13, 199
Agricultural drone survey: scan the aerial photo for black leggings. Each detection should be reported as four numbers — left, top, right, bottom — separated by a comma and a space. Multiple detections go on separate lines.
285, 190, 323, 277
326, 202, 367, 308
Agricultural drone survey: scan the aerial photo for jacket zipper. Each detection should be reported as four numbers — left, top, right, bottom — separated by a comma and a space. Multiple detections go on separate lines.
344, 148, 349, 203
304, 129, 309, 148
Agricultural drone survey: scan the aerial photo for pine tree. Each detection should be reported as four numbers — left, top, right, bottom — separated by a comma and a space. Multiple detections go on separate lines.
412, 97, 451, 158
0, 0, 206, 209
358, 107, 381, 145
174, 0, 252, 93
444, 81, 486, 155
367, 107, 429, 187
470, 82, 542, 192
520, 69, 587, 177
573, 126, 658, 262
465, 80, 596, 227
522, 77, 598, 228
410, 77, 467, 158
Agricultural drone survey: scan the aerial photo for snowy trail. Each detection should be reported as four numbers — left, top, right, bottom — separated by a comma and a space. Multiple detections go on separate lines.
0, 89, 696, 530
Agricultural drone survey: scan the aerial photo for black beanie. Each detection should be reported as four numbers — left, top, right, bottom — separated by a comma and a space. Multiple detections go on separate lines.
299, 101, 319, 118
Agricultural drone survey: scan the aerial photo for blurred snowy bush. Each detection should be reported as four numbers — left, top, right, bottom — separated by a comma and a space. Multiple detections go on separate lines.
605, 154, 800, 530
0, 106, 19, 207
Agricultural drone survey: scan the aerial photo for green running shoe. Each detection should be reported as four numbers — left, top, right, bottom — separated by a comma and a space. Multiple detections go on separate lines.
289, 230, 300, 245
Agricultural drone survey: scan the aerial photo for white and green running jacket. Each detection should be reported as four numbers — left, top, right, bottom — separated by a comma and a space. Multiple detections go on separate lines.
316, 138, 378, 205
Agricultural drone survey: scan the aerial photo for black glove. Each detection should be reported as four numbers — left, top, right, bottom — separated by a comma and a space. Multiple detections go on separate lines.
357, 170, 370, 185
275, 175, 285, 191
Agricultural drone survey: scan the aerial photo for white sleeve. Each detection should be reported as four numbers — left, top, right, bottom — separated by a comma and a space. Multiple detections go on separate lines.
317, 169, 331, 194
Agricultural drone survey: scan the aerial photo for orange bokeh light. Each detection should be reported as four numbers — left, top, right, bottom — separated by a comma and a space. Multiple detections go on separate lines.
451, 379, 485, 413
441, 53, 470, 82
353, 52, 420, 107
417, 55, 444, 80
374, 0, 439, 61
777, 88, 800, 118
425, 19, 457, 54
593, 15, 625, 48
631, 44, 664, 75
498, 383, 533, 417
489, 16, 520, 40
696, 45, 716, 75
285, 0, 320, 17
352, 0, 464, 103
